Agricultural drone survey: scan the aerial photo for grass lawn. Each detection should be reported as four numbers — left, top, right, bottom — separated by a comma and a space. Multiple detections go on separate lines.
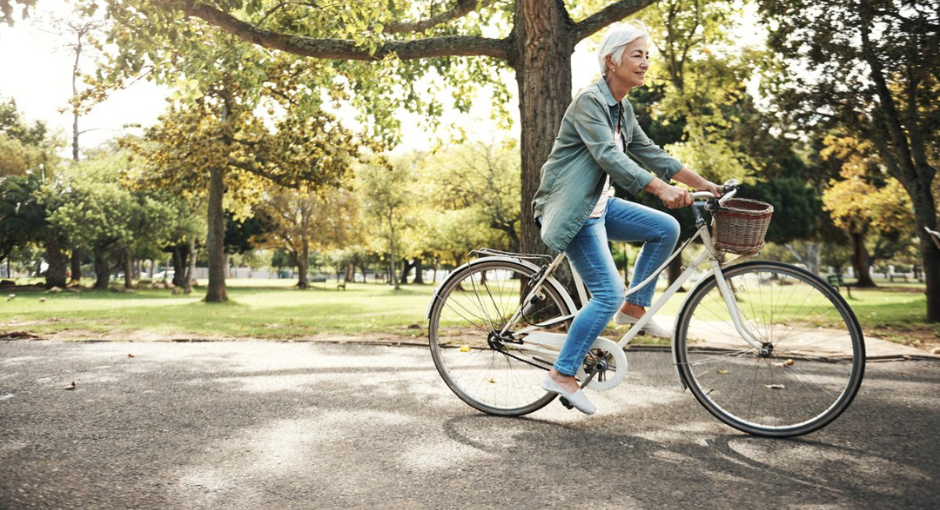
0, 279, 436, 341
0, 277, 936, 349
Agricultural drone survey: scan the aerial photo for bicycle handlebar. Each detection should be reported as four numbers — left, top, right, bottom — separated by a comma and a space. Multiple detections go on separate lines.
692, 179, 739, 206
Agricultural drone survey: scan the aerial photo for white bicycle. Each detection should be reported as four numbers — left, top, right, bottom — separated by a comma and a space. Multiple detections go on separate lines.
427, 181, 865, 437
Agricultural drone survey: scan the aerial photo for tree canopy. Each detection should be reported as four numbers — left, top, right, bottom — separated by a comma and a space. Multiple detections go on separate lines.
760, 0, 940, 320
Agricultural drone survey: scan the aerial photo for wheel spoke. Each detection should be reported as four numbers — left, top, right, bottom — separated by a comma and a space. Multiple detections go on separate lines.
677, 262, 864, 437
429, 260, 571, 416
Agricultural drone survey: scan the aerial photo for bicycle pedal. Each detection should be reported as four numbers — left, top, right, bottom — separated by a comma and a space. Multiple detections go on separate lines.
559, 397, 574, 410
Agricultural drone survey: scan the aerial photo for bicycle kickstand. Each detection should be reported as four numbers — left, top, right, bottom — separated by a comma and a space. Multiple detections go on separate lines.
559, 364, 602, 410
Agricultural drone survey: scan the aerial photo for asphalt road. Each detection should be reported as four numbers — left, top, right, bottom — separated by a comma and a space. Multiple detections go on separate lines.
1, 340, 938, 510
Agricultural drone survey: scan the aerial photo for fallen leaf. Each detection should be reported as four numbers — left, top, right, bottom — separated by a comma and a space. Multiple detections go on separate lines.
128, 354, 135, 358
717, 369, 729, 374
63, 381, 76, 390
459, 345, 471, 352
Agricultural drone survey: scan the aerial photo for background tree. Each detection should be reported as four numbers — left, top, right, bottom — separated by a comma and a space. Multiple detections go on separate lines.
93, 0, 378, 303
425, 138, 522, 253
0, 95, 66, 287
821, 134, 915, 286
357, 156, 417, 290
760, 0, 940, 320
123, 73, 364, 301
44, 152, 174, 290
255, 185, 360, 289
0, 0, 34, 26
0, 174, 41, 270
642, 0, 755, 180
270, 249, 292, 278
740, 177, 825, 273
95, 0, 669, 261
0, 96, 51, 178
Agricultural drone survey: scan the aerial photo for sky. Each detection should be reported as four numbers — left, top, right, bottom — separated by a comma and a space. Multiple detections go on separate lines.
0, 0, 171, 152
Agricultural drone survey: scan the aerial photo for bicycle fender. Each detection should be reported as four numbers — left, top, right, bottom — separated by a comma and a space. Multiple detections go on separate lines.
425, 256, 577, 320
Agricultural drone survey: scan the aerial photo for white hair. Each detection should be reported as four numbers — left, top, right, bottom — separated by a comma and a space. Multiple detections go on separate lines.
597, 20, 651, 75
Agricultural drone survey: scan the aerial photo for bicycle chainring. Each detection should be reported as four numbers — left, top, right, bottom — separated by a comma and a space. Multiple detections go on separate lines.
576, 337, 628, 392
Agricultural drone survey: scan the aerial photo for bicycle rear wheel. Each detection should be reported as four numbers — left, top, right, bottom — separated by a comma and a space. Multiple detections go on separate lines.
675, 261, 865, 437
428, 258, 573, 416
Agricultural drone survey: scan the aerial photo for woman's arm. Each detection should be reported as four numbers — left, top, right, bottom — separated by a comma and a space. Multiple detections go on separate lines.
672, 167, 723, 196
644, 167, 721, 209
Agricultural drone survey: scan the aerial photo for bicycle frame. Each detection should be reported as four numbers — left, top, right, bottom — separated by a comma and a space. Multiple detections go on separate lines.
502, 190, 766, 385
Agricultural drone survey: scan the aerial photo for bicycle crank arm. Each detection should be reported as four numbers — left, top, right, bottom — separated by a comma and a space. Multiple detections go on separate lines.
559, 365, 602, 410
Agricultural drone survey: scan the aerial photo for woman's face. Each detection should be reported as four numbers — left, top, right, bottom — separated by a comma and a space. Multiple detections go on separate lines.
608, 38, 649, 89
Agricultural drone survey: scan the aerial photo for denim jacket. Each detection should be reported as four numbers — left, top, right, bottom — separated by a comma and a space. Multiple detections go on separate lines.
532, 78, 683, 252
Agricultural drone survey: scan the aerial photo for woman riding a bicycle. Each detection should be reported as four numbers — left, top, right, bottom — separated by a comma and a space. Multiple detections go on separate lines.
532, 20, 722, 414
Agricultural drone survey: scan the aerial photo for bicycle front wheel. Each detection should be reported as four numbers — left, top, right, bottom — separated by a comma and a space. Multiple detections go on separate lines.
428, 258, 573, 416
676, 261, 865, 437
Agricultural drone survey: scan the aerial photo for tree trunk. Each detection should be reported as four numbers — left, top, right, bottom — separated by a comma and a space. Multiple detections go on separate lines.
859, 15, 937, 318
69, 246, 82, 284
296, 240, 309, 290
400, 258, 415, 284
514, 0, 575, 258
171, 243, 188, 287
185, 238, 196, 294
124, 247, 133, 289
667, 256, 683, 292
850, 232, 876, 288
93, 247, 110, 290
921, 230, 940, 322
413, 257, 425, 285
388, 214, 399, 290
44, 238, 68, 289
205, 166, 228, 302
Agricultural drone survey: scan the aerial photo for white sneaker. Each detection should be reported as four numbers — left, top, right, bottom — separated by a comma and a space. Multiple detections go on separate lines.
613, 311, 673, 339
541, 375, 595, 415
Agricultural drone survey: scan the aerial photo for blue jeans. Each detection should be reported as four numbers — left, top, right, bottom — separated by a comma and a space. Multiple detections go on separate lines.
553, 197, 680, 376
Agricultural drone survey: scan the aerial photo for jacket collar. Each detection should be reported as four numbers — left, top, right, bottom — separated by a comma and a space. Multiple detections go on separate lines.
596, 77, 619, 107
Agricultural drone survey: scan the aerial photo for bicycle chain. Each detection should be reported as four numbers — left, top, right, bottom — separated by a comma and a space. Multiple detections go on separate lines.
494, 345, 551, 371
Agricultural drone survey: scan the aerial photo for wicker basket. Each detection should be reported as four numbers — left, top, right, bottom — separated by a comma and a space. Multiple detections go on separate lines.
711, 198, 774, 255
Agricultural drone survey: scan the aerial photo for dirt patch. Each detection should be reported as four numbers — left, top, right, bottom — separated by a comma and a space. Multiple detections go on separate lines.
867, 325, 940, 355
0, 331, 40, 340
13, 328, 427, 346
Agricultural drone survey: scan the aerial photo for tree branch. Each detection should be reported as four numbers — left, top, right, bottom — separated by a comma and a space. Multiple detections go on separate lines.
180, 1, 510, 60
383, 0, 481, 34
574, 0, 658, 41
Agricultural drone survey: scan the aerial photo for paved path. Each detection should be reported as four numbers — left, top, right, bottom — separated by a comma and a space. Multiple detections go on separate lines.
1, 340, 938, 509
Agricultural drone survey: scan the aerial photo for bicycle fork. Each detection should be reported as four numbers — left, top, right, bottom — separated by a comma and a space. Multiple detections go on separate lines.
707, 258, 765, 350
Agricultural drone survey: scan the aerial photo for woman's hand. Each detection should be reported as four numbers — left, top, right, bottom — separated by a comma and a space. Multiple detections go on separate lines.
646, 179, 692, 209
699, 180, 723, 198
672, 167, 723, 199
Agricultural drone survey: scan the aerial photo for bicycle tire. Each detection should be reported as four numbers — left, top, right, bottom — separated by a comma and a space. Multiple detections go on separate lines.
675, 261, 865, 437
428, 258, 573, 416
